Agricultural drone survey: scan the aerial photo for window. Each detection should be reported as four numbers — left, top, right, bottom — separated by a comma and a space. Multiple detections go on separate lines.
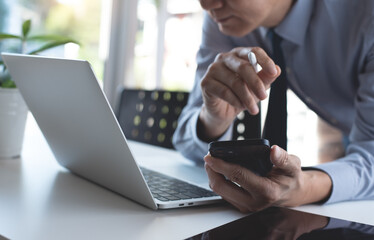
104, 0, 203, 107
134, 0, 203, 91
0, 0, 109, 82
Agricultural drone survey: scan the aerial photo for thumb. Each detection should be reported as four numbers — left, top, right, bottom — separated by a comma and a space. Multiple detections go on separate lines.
270, 145, 301, 176
258, 65, 281, 89
270, 145, 292, 170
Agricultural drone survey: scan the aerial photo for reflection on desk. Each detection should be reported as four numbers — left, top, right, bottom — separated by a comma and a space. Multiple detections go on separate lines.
188, 207, 374, 240
1, 115, 374, 240
0, 234, 9, 240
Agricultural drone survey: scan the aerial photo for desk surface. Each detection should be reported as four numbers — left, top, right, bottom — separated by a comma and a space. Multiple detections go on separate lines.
0, 115, 374, 240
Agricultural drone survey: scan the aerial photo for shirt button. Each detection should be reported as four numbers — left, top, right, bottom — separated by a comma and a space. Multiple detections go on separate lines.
286, 67, 292, 75
305, 97, 312, 103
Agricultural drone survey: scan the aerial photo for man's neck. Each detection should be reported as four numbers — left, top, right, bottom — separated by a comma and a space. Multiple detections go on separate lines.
263, 0, 296, 28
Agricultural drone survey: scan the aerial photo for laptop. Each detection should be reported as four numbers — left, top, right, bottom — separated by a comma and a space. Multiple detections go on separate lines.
1, 53, 222, 210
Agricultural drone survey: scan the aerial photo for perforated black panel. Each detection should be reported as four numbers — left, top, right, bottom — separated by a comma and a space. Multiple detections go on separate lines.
232, 110, 261, 140
117, 89, 189, 149
117, 89, 261, 149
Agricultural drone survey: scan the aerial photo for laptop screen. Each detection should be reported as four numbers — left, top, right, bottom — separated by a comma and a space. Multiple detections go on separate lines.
186, 207, 374, 239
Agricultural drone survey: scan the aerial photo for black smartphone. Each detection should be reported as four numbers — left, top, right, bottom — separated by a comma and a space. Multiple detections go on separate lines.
208, 139, 272, 176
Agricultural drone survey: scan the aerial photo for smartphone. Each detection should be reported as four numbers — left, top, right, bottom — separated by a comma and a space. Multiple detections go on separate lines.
208, 139, 272, 176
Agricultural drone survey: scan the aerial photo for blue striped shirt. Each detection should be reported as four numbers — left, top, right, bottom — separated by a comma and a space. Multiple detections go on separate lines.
173, 0, 374, 204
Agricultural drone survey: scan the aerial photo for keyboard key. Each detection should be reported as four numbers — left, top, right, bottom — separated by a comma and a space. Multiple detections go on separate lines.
157, 197, 169, 201
140, 167, 218, 202
165, 196, 181, 201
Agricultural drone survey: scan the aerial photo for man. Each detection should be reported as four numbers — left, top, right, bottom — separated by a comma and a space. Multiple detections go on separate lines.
173, 0, 374, 212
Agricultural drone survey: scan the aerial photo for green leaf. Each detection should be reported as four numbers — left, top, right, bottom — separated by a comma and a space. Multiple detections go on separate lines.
1, 79, 16, 88
0, 34, 22, 40
0, 69, 10, 80
0, 61, 6, 71
28, 35, 79, 43
0, 70, 14, 88
22, 19, 32, 39
27, 39, 80, 55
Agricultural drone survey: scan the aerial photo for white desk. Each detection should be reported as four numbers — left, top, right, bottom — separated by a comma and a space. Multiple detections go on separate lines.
0, 115, 374, 240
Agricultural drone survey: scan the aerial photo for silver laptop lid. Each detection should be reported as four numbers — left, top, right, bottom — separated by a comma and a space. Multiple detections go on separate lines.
2, 53, 157, 210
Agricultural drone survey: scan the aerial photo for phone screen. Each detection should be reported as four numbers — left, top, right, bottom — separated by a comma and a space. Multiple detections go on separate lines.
209, 139, 272, 176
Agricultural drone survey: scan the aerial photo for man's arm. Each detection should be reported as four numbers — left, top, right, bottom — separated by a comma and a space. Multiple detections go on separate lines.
173, 14, 276, 162
172, 13, 237, 162
312, 43, 374, 204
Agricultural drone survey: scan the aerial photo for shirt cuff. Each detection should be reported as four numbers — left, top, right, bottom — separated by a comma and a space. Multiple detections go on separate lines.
189, 110, 210, 158
217, 123, 233, 141
309, 161, 357, 204
191, 110, 234, 153
323, 218, 351, 230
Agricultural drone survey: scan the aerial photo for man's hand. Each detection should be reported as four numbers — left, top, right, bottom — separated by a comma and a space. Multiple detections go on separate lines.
204, 145, 332, 213
198, 47, 280, 141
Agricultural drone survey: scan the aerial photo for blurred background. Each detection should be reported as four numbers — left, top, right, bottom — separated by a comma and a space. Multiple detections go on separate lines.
0, 0, 343, 165
0, 0, 202, 90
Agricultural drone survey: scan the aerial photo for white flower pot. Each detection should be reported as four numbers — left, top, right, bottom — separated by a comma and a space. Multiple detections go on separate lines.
0, 88, 28, 159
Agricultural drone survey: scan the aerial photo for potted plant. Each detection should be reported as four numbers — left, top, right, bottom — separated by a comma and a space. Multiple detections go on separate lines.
0, 19, 79, 159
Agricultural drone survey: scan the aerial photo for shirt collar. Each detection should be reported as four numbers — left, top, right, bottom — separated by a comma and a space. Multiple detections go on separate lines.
274, 0, 315, 46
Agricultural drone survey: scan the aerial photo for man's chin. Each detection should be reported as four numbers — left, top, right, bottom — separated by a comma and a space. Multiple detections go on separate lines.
218, 23, 255, 37
218, 26, 254, 37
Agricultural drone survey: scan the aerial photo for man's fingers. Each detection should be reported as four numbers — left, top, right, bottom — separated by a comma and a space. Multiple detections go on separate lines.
249, 47, 278, 76
270, 145, 301, 175
204, 154, 266, 193
205, 163, 256, 212
203, 47, 282, 115
222, 55, 267, 101
270, 145, 289, 168
236, 47, 278, 77
203, 62, 260, 114
257, 65, 281, 88
202, 78, 243, 109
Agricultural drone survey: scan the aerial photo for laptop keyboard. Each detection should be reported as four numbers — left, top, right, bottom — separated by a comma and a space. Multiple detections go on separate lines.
141, 167, 218, 202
